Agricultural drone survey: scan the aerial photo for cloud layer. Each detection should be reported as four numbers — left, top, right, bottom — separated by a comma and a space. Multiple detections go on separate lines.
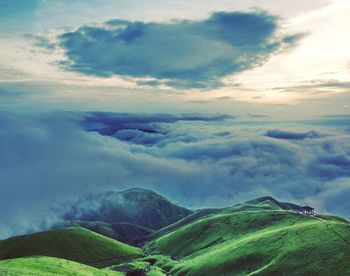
265, 129, 321, 140
57, 11, 303, 88
1, 112, 350, 239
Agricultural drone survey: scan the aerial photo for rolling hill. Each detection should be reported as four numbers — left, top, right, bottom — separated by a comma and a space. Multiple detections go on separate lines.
145, 208, 350, 275
0, 256, 122, 276
54, 220, 154, 245
2, 194, 350, 275
64, 188, 192, 230
149, 208, 223, 241
222, 196, 304, 214
0, 227, 142, 267
148, 196, 303, 242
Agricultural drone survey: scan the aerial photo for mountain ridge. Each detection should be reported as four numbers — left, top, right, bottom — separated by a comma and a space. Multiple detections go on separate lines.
3, 189, 349, 275
64, 188, 192, 231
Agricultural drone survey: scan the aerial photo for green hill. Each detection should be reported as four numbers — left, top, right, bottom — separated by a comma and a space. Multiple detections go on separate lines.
222, 196, 303, 214
150, 196, 302, 242
64, 188, 192, 230
2, 194, 350, 275
54, 221, 154, 245
146, 211, 313, 258
0, 227, 142, 267
149, 208, 223, 241
145, 210, 350, 275
108, 260, 166, 276
0, 256, 122, 276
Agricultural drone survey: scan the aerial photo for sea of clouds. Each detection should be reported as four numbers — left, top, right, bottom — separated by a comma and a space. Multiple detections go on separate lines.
0, 111, 349, 238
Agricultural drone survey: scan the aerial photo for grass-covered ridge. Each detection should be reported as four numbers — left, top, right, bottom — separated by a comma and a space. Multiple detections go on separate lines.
54, 220, 154, 245
0, 256, 123, 276
145, 209, 350, 275
1, 193, 350, 275
146, 211, 314, 258
149, 195, 305, 243
149, 208, 223, 241
0, 227, 142, 267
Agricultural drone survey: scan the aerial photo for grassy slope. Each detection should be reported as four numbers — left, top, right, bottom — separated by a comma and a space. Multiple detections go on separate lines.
149, 197, 291, 244
0, 227, 142, 267
0, 256, 122, 276
55, 221, 154, 245
108, 261, 166, 276
146, 211, 312, 258
146, 211, 350, 275
149, 208, 223, 241
222, 197, 288, 214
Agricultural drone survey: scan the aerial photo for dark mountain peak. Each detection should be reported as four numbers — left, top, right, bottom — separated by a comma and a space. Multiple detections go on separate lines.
64, 188, 192, 230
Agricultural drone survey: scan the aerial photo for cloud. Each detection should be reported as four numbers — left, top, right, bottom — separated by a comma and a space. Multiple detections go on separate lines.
83, 112, 233, 144
1, 111, 350, 238
307, 178, 350, 219
0, 112, 210, 238
308, 154, 350, 180
0, 87, 26, 98
272, 80, 350, 94
56, 11, 303, 88
265, 129, 321, 140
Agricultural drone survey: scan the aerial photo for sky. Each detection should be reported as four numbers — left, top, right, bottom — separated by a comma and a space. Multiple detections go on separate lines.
0, 0, 350, 238
0, 0, 349, 116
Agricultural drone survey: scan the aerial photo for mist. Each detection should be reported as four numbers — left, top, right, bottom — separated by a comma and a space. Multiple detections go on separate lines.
1, 111, 350, 239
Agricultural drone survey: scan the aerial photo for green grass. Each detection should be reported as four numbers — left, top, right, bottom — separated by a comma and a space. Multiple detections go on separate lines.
315, 214, 349, 223
222, 200, 284, 214
55, 221, 154, 245
146, 211, 313, 258
145, 210, 350, 275
149, 208, 222, 241
108, 260, 166, 276
138, 254, 177, 272
2, 196, 350, 275
0, 227, 142, 267
148, 197, 298, 246
0, 256, 122, 275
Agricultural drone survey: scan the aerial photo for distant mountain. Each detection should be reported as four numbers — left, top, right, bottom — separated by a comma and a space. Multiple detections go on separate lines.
0, 228, 141, 268
245, 195, 288, 207
64, 188, 192, 231
221, 195, 304, 213
245, 196, 304, 211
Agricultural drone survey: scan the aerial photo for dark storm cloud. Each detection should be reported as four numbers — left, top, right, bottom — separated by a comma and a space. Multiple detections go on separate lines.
1, 112, 350, 238
56, 11, 303, 88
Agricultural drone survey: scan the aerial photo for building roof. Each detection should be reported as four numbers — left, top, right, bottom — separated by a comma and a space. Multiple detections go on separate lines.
302, 206, 314, 210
